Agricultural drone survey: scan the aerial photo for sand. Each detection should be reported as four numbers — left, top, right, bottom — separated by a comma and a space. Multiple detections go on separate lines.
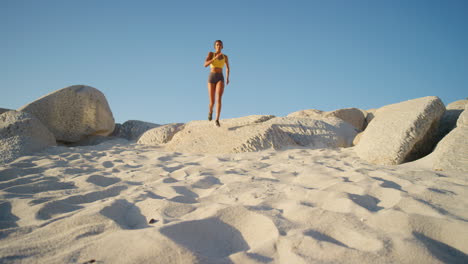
1, 140, 467, 263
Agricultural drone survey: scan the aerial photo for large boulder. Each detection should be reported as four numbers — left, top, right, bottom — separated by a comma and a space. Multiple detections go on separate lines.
160, 115, 357, 154
431, 105, 468, 172
324, 108, 366, 131
112, 120, 160, 141
435, 99, 468, 143
138, 123, 185, 145
354, 96, 445, 165
18, 85, 115, 143
0, 111, 56, 164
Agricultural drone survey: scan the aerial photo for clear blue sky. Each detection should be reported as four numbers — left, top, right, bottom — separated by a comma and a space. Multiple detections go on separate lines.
2, 0, 467, 124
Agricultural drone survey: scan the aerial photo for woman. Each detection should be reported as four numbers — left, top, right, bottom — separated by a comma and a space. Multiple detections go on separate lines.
204, 40, 230, 127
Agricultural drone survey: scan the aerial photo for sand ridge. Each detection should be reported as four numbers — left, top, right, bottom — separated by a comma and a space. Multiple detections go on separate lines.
0, 141, 467, 263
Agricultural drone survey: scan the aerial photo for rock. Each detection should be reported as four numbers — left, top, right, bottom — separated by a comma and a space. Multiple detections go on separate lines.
431, 105, 468, 172
137, 123, 185, 145
435, 99, 468, 142
448, 99, 468, 111
353, 131, 363, 146
68, 135, 122, 147
270, 117, 356, 148
0, 108, 12, 115
457, 104, 468, 126
354, 96, 445, 165
113, 120, 160, 141
110, 123, 122, 137
324, 108, 366, 131
287, 109, 324, 119
0, 111, 56, 164
18, 85, 115, 143
161, 115, 357, 154
288, 108, 366, 131
364, 108, 377, 127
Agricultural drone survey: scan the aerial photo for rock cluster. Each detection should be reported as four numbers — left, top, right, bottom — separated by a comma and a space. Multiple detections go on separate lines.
2, 89, 466, 172
1, 85, 115, 164
284, 96, 466, 171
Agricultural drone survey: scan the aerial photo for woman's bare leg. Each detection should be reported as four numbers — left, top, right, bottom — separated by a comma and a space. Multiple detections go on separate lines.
215, 81, 225, 121
208, 83, 216, 119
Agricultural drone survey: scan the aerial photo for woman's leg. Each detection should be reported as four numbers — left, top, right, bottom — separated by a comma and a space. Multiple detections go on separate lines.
208, 83, 216, 120
215, 81, 225, 121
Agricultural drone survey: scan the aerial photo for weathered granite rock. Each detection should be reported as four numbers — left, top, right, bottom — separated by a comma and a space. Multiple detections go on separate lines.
18, 85, 115, 143
324, 108, 366, 131
457, 103, 468, 126
353, 131, 363, 146
0, 108, 12, 115
137, 123, 185, 145
355, 96, 445, 165
0, 111, 56, 164
288, 108, 365, 131
431, 105, 468, 172
160, 115, 357, 154
364, 108, 377, 127
287, 109, 324, 119
435, 99, 468, 143
113, 120, 160, 141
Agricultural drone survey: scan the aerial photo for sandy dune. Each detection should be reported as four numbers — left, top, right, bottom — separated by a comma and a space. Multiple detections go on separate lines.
1, 140, 467, 263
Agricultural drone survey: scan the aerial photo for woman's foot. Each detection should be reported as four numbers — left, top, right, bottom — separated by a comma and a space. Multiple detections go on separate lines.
208, 111, 213, 121
215, 120, 220, 127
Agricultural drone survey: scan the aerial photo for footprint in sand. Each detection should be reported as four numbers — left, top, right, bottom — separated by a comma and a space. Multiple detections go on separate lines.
86, 175, 121, 187
162, 202, 196, 218
162, 177, 178, 184
372, 177, 405, 192
412, 232, 468, 264
160, 206, 278, 259
191, 176, 222, 189
160, 217, 249, 258
100, 199, 148, 229
3, 177, 76, 194
0, 201, 19, 229
101, 161, 114, 168
347, 193, 384, 212
36, 186, 127, 220
304, 229, 349, 248
327, 225, 383, 252
169, 186, 199, 204
0, 167, 46, 182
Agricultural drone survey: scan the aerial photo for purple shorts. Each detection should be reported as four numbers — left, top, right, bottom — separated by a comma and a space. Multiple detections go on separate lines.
208, 72, 224, 84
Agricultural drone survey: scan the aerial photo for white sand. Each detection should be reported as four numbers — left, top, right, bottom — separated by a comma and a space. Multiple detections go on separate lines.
1, 140, 467, 263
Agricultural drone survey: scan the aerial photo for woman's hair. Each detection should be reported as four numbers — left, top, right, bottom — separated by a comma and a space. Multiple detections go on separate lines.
214, 40, 223, 47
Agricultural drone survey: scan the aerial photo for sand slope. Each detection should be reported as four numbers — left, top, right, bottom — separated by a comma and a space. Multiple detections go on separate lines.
1, 141, 467, 263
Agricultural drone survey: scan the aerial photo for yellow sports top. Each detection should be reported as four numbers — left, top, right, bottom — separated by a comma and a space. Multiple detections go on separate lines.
210, 53, 226, 69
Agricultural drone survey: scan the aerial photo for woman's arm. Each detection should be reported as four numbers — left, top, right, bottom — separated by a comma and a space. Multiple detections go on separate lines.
204, 52, 218, 67
225, 55, 230, 85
